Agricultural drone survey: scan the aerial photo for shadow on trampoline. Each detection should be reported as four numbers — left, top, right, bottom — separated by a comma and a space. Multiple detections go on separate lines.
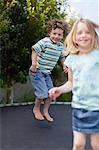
0, 103, 90, 150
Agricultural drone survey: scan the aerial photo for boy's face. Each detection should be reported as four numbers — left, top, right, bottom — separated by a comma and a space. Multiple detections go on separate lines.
49, 28, 64, 43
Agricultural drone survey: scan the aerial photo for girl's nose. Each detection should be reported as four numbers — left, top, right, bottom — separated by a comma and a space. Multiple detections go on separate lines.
81, 32, 86, 37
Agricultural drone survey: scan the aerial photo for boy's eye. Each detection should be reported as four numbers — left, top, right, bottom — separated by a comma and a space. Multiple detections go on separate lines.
53, 33, 61, 36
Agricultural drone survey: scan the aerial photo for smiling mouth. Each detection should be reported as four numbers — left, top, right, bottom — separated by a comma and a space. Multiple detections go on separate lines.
53, 39, 59, 43
80, 40, 89, 43
80, 38, 89, 42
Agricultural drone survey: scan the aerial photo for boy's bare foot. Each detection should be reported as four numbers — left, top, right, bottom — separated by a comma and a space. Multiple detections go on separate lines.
43, 113, 54, 122
33, 109, 44, 120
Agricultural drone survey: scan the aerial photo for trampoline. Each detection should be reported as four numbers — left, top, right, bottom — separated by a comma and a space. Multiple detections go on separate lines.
0, 103, 90, 150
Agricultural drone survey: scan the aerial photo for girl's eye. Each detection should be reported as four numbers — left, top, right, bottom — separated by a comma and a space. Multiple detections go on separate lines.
86, 31, 90, 34
77, 31, 82, 35
77, 31, 90, 35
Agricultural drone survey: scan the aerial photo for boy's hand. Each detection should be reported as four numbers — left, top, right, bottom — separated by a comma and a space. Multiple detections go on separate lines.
63, 66, 68, 74
30, 65, 37, 73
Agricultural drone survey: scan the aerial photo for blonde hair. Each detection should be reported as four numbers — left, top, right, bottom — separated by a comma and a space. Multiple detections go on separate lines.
64, 18, 99, 54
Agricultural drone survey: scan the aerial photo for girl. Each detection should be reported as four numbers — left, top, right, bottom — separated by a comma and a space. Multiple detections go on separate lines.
49, 18, 99, 149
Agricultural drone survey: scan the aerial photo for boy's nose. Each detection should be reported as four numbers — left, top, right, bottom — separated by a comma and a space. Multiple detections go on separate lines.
55, 35, 59, 39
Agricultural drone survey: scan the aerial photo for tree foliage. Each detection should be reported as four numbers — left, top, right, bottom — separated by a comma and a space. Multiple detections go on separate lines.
0, 0, 69, 102
0, 0, 67, 88
0, 0, 28, 87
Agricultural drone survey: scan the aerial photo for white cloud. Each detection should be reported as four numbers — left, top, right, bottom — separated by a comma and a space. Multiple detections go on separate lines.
68, 0, 99, 24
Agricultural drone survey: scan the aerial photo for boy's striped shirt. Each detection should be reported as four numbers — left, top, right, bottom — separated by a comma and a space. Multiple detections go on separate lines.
32, 37, 65, 73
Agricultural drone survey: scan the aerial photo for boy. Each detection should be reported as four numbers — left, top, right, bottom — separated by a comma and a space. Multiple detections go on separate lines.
29, 19, 68, 122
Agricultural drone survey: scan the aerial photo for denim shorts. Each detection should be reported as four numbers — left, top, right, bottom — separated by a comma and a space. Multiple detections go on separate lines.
72, 108, 99, 134
29, 70, 53, 99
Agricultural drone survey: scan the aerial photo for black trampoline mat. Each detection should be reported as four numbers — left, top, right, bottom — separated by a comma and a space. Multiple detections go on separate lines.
0, 104, 90, 150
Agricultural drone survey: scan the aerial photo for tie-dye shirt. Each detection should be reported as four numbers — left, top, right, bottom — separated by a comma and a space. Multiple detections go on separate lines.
64, 49, 99, 111
32, 37, 65, 73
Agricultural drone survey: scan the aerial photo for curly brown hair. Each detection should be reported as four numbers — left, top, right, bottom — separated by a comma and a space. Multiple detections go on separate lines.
46, 19, 69, 37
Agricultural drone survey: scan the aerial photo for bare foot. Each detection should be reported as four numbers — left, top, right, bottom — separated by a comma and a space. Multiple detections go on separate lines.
43, 113, 54, 122
33, 109, 44, 120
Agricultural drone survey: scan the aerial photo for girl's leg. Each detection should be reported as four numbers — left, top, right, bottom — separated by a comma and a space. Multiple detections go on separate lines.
72, 131, 86, 150
33, 98, 44, 120
43, 98, 53, 122
90, 133, 99, 150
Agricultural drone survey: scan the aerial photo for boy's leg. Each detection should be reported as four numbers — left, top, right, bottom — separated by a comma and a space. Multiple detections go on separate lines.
72, 131, 86, 150
90, 133, 99, 150
33, 98, 44, 120
43, 98, 53, 122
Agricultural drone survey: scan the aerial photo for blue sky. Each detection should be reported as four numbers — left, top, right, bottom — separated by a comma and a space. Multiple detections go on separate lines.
68, 0, 99, 24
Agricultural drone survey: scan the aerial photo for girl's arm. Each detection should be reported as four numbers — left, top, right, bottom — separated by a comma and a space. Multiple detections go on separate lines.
49, 68, 73, 100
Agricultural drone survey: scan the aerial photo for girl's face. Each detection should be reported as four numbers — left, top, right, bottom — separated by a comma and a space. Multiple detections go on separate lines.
49, 28, 64, 43
75, 22, 92, 53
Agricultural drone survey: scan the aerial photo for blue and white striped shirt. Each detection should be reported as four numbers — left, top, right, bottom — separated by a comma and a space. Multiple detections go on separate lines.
32, 37, 65, 73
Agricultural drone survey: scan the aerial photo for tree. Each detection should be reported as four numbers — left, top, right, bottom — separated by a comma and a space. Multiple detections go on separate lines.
0, 0, 68, 103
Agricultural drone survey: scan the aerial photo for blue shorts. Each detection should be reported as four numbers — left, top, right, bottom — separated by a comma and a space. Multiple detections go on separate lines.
29, 70, 53, 99
72, 108, 99, 134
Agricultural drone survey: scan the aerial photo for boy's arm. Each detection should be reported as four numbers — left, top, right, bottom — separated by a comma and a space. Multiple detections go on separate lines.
60, 57, 65, 66
30, 49, 37, 72
58, 68, 72, 93
60, 57, 68, 73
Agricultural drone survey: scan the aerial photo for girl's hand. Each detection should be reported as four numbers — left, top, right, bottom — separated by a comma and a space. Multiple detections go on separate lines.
49, 87, 61, 101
